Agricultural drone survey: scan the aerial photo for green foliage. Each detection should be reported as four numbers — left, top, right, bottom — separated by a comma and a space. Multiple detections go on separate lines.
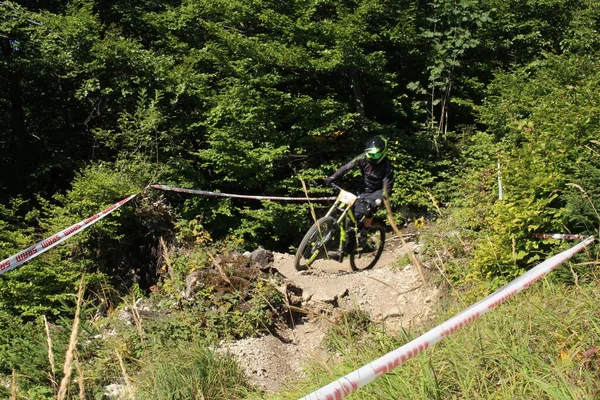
323, 308, 372, 353
4, 0, 596, 252
388, 134, 453, 212
437, 52, 600, 289
0, 295, 107, 398
155, 245, 286, 340
411, 0, 489, 139
0, 161, 174, 319
466, 191, 563, 288
0, 198, 37, 264
198, 83, 292, 186
0, 258, 84, 318
563, 164, 600, 235
72, 245, 287, 397
272, 281, 600, 399
2, 1, 600, 397
93, 89, 167, 159
134, 343, 253, 399
233, 201, 316, 250
0, 312, 53, 392
561, 0, 600, 54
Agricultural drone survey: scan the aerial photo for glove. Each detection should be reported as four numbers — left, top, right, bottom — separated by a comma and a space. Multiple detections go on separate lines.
323, 177, 335, 186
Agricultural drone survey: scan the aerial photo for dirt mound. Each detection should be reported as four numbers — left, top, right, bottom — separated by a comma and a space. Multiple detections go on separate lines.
220, 237, 443, 394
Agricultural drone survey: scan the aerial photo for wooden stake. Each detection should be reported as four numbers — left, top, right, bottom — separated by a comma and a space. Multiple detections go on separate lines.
383, 196, 426, 284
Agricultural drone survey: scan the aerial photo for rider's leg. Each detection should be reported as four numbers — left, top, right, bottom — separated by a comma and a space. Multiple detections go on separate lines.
353, 202, 368, 248
356, 190, 383, 227
356, 191, 381, 247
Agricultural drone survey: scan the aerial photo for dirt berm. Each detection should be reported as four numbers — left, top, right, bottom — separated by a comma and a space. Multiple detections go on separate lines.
220, 237, 443, 394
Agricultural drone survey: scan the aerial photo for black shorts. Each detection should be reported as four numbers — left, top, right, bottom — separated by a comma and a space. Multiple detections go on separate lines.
354, 190, 383, 221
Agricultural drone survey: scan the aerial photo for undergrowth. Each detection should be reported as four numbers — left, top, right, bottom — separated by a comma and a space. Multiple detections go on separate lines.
134, 343, 254, 399
267, 278, 600, 399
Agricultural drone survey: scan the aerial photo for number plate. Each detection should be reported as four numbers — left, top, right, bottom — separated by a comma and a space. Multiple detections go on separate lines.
338, 190, 357, 206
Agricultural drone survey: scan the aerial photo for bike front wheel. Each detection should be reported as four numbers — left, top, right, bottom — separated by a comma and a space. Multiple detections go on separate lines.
295, 216, 338, 271
350, 222, 386, 271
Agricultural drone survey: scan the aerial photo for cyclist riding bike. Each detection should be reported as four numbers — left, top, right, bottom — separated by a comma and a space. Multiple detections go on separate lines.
323, 136, 394, 247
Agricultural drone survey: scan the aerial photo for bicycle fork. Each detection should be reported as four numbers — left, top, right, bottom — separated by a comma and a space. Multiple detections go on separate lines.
333, 214, 360, 256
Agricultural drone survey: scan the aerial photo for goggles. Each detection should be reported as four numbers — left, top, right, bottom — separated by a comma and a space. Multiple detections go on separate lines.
365, 148, 382, 160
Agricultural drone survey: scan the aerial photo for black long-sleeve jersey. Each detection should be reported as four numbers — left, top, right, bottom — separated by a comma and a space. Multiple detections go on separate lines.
330, 153, 394, 195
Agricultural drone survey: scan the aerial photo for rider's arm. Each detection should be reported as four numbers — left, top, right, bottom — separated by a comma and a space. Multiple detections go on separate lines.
330, 154, 363, 181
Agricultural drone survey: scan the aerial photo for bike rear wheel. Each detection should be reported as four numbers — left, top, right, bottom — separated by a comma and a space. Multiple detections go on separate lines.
350, 222, 385, 271
295, 216, 338, 271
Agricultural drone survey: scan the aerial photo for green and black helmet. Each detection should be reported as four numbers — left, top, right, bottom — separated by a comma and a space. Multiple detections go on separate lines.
364, 136, 388, 162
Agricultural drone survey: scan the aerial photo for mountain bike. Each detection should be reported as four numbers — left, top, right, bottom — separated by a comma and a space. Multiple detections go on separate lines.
294, 183, 386, 272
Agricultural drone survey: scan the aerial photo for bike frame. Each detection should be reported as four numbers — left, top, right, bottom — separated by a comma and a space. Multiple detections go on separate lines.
295, 183, 386, 271
323, 185, 361, 255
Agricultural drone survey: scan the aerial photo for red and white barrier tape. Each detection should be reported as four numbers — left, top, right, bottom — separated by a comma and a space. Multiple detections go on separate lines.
0, 194, 137, 275
301, 236, 595, 400
151, 184, 336, 201
533, 233, 589, 240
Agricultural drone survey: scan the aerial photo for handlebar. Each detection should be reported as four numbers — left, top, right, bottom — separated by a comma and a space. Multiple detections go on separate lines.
329, 182, 343, 192
323, 180, 387, 201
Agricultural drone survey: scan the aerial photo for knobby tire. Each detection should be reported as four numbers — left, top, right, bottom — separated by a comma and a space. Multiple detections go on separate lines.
350, 222, 385, 271
294, 216, 338, 271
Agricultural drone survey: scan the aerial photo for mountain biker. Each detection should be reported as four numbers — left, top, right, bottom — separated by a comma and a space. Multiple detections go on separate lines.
323, 136, 394, 248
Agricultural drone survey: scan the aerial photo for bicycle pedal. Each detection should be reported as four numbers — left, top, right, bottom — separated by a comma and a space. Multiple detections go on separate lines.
326, 251, 342, 261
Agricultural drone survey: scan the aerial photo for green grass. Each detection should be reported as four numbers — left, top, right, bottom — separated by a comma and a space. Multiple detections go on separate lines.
13, 254, 596, 399
266, 279, 600, 399
134, 342, 255, 399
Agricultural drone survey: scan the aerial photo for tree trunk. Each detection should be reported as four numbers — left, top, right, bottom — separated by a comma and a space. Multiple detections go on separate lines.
1, 38, 29, 194
349, 67, 367, 130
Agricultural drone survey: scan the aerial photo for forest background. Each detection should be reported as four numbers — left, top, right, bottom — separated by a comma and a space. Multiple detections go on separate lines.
1, 0, 600, 398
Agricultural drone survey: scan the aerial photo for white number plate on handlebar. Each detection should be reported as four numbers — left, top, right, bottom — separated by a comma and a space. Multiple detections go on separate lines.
338, 190, 358, 206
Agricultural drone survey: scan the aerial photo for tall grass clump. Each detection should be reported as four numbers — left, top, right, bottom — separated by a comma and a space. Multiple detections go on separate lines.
134, 342, 254, 399
323, 309, 373, 353
271, 278, 600, 399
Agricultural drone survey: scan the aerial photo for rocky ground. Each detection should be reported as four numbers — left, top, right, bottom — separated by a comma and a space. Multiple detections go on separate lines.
220, 235, 444, 395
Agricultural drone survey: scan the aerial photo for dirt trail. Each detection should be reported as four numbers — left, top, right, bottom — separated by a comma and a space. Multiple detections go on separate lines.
221, 236, 443, 394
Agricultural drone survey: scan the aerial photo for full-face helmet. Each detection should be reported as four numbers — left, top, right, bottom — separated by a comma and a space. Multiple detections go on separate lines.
364, 136, 388, 162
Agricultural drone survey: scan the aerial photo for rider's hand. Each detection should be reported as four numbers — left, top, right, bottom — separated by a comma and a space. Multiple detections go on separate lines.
323, 177, 335, 186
